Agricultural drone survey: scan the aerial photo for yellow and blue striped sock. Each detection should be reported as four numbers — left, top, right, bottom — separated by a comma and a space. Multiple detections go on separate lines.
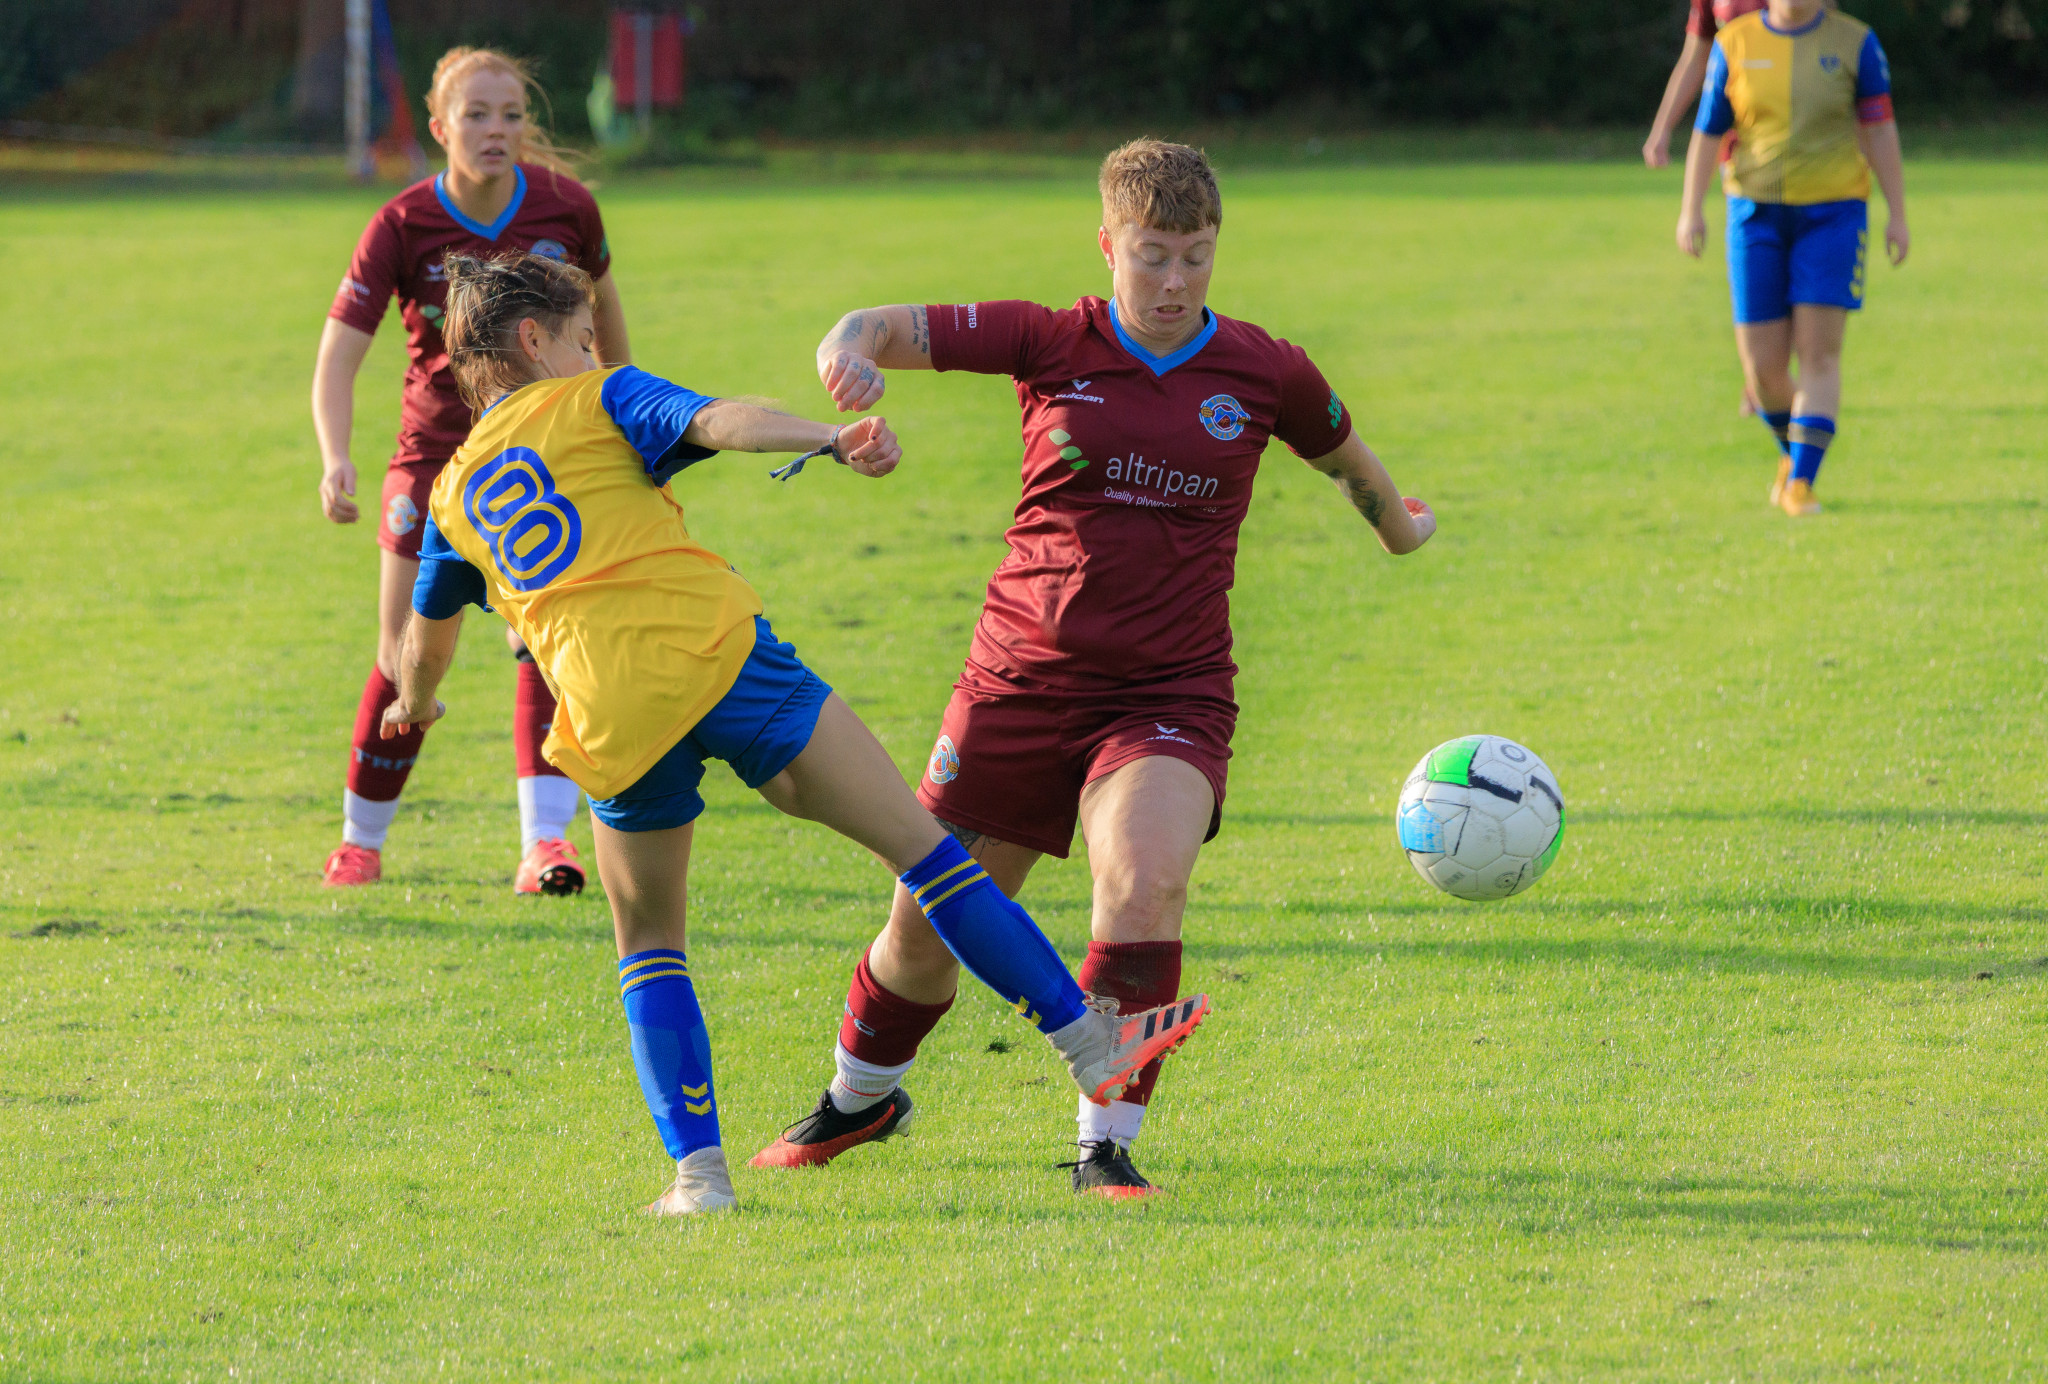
618, 949, 719, 1159
1789, 415, 1835, 485
900, 837, 1088, 1034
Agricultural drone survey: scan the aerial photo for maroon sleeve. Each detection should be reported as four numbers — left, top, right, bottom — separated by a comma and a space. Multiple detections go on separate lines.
1687, 0, 1717, 38
571, 182, 612, 279
329, 206, 400, 334
1272, 341, 1354, 461
925, 300, 1057, 376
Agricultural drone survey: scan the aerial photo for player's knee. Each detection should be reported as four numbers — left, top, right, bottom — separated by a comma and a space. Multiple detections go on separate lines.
1094, 862, 1189, 928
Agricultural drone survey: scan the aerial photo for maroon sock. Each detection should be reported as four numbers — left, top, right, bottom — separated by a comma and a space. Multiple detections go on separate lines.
837, 949, 953, 1066
1077, 939, 1183, 1106
513, 658, 566, 780
347, 667, 424, 802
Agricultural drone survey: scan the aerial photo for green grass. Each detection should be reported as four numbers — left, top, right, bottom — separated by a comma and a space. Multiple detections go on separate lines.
4, 157, 2046, 1380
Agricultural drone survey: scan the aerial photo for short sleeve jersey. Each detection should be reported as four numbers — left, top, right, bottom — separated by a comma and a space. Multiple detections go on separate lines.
1698, 10, 1893, 205
412, 365, 761, 798
928, 296, 1353, 687
329, 164, 612, 468
1687, 0, 1766, 39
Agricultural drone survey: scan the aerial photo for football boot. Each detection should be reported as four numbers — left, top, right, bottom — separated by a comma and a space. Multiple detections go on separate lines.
1769, 455, 1791, 507
1065, 994, 1210, 1107
1779, 478, 1822, 517
515, 837, 585, 896
647, 1145, 738, 1215
323, 843, 381, 887
750, 1087, 915, 1169
1060, 1139, 1160, 1200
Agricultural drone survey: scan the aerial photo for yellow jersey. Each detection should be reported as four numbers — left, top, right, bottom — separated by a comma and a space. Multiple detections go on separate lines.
1698, 9, 1894, 206
415, 365, 763, 799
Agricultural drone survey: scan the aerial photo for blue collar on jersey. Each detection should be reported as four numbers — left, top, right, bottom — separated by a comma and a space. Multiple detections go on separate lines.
1108, 300, 1218, 376
1761, 9, 1828, 35
434, 165, 527, 242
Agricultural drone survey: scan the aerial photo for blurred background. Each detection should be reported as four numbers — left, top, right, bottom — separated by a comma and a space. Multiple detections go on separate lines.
4, 0, 2045, 171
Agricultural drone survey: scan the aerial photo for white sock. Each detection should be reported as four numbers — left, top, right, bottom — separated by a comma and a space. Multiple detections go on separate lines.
342, 790, 401, 851
518, 774, 581, 852
828, 1043, 913, 1115
1078, 1096, 1146, 1150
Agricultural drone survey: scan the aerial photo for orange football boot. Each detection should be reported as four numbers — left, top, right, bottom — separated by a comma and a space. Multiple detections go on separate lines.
515, 838, 585, 896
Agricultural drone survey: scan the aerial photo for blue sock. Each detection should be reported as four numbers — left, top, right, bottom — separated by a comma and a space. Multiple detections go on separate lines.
619, 950, 719, 1159
1762, 410, 1792, 456
1789, 415, 1835, 484
900, 837, 1088, 1034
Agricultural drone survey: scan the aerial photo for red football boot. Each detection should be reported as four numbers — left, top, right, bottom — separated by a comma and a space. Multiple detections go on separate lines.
323, 843, 381, 887
515, 838, 585, 896
750, 1087, 916, 1169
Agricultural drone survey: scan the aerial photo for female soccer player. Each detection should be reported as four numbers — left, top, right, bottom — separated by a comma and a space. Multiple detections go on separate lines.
750, 140, 1435, 1197
382, 252, 1210, 1214
314, 46, 626, 893
1676, 0, 1909, 517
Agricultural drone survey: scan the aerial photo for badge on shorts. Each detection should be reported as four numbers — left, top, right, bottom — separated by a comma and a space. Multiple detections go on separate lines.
927, 735, 961, 786
386, 492, 419, 537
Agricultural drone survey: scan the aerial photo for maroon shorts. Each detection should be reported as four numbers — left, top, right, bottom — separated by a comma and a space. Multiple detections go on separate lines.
916, 654, 1236, 859
377, 461, 444, 559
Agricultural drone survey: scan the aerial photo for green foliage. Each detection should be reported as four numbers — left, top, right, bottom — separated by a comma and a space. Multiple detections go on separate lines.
3, 158, 2047, 1377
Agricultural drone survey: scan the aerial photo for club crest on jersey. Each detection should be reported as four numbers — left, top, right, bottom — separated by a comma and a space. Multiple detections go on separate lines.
1198, 394, 1248, 441
928, 735, 961, 785
529, 239, 567, 261
385, 492, 418, 537
1819, 53, 1841, 73
463, 447, 583, 592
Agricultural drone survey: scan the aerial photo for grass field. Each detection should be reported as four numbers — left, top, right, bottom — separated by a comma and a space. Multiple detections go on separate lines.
4, 153, 2046, 1380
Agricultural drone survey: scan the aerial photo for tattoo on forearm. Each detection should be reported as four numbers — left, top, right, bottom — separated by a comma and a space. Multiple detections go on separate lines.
1345, 477, 1386, 527
909, 304, 928, 356
836, 312, 866, 345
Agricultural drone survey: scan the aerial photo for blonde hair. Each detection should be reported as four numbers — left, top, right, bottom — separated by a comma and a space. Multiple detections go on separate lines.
443, 252, 597, 412
426, 46, 580, 179
1099, 139, 1222, 234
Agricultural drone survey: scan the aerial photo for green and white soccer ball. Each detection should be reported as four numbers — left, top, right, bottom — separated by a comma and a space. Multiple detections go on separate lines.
1397, 735, 1565, 901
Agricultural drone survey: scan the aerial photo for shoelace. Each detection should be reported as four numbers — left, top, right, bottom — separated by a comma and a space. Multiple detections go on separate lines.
1055, 1139, 1128, 1172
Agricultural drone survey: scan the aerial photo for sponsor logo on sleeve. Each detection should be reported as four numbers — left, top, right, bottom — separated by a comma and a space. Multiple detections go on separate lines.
1327, 390, 1344, 429
928, 735, 961, 785
340, 276, 372, 300
1198, 394, 1247, 441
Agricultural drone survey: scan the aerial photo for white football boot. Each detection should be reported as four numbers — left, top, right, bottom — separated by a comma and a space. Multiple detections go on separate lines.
645, 1145, 739, 1216
1051, 993, 1211, 1106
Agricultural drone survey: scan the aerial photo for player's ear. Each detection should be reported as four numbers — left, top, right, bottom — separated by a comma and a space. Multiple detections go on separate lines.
1098, 225, 1115, 269
517, 317, 545, 363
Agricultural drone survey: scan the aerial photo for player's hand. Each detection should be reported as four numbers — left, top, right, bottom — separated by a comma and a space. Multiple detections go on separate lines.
380, 698, 445, 738
820, 351, 887, 413
321, 460, 359, 523
1642, 132, 1671, 169
837, 415, 902, 478
1886, 218, 1910, 266
1402, 497, 1437, 549
1676, 210, 1707, 258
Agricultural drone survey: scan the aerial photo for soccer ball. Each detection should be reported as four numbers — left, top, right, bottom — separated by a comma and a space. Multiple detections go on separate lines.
1396, 735, 1565, 901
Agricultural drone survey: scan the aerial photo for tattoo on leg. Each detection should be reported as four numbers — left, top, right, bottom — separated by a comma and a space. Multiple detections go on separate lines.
909, 304, 928, 356
935, 817, 984, 850
1344, 477, 1386, 527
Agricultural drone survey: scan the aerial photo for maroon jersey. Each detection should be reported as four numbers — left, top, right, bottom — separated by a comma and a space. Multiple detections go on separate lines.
1688, 0, 1765, 38
928, 296, 1352, 687
328, 164, 611, 467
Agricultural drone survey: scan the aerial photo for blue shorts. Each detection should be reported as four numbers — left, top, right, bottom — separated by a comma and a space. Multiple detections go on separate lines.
1726, 197, 1869, 324
588, 616, 832, 833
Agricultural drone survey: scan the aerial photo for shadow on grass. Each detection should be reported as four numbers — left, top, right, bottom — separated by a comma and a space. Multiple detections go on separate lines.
746, 1161, 2048, 1256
